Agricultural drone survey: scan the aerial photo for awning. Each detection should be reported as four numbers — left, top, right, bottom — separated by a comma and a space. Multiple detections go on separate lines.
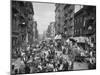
54, 35, 62, 39
70, 36, 89, 43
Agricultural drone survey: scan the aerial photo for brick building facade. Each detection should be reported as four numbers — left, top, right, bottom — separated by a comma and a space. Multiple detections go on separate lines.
12, 1, 34, 49
55, 4, 74, 39
74, 6, 96, 43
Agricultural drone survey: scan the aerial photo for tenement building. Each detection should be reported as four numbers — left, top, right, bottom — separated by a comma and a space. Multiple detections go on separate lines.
55, 3, 65, 34
55, 4, 74, 39
74, 5, 96, 44
46, 22, 55, 39
63, 4, 74, 38
12, 1, 34, 49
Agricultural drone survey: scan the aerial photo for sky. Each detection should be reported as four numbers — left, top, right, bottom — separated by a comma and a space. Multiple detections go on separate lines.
32, 2, 82, 34
32, 2, 55, 34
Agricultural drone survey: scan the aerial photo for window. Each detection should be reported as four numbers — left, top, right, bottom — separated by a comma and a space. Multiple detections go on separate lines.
88, 26, 92, 30
64, 20, 67, 24
19, 2, 24, 7
77, 30, 79, 34
58, 16, 60, 20
75, 30, 77, 34
80, 17, 82, 23
12, 7, 19, 14
69, 9, 73, 13
75, 19, 77, 25
58, 24, 60, 27
80, 28, 82, 34
58, 9, 60, 12
77, 18, 79, 23
74, 30, 76, 34
69, 17, 73, 21
64, 13, 68, 17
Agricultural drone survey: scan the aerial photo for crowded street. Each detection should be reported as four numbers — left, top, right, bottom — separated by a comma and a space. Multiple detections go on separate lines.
11, 36, 96, 74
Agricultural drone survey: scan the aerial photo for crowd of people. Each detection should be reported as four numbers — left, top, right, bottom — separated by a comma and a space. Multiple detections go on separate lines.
11, 38, 96, 75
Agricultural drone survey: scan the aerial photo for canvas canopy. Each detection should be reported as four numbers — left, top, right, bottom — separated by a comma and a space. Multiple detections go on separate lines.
54, 35, 62, 39
69, 37, 89, 43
